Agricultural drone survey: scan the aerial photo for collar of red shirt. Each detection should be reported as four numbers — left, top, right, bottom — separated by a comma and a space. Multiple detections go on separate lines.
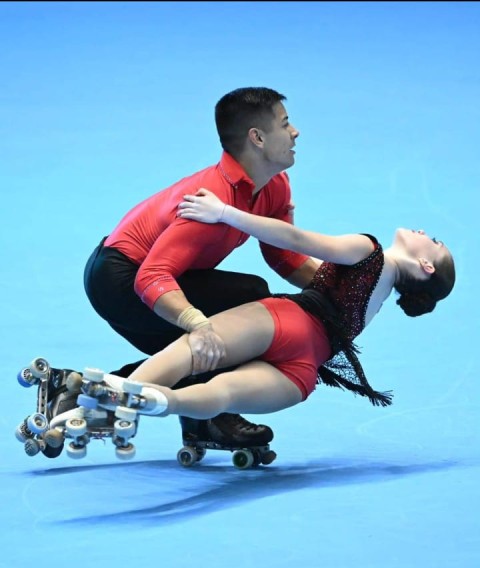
219, 152, 255, 192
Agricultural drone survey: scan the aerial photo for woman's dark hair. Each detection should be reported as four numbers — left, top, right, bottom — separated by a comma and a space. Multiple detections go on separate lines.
215, 87, 286, 157
395, 252, 456, 316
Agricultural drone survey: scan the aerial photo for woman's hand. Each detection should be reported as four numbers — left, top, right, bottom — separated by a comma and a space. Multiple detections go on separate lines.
177, 188, 226, 223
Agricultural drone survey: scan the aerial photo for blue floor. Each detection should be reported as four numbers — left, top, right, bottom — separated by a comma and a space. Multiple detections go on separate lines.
1, 3, 479, 567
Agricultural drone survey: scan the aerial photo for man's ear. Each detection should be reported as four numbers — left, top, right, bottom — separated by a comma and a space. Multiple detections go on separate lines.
248, 128, 264, 147
419, 257, 435, 274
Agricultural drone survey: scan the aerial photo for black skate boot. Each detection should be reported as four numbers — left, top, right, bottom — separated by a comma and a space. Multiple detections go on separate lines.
180, 414, 274, 446
178, 414, 277, 469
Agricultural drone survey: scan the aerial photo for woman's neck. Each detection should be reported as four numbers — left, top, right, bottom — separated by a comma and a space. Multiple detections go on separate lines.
382, 249, 401, 287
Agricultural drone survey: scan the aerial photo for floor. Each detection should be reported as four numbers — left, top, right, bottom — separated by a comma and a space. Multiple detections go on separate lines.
1, 3, 479, 567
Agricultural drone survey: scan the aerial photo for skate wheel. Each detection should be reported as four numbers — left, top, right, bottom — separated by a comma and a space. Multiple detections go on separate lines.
17, 368, 36, 388
177, 446, 199, 467
77, 394, 99, 410
66, 443, 87, 459
44, 428, 64, 448
115, 406, 137, 421
29, 357, 50, 379
24, 438, 41, 456
232, 449, 254, 470
260, 450, 277, 465
83, 367, 104, 383
42, 443, 64, 459
122, 380, 143, 395
15, 422, 30, 443
196, 447, 206, 462
252, 451, 262, 467
114, 419, 136, 439
27, 413, 48, 434
65, 418, 87, 437
115, 443, 136, 460
66, 372, 83, 392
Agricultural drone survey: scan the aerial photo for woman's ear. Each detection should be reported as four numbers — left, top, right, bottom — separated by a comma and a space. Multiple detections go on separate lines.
419, 257, 435, 274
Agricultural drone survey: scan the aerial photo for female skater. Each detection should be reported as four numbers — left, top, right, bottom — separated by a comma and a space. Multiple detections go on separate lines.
123, 189, 455, 418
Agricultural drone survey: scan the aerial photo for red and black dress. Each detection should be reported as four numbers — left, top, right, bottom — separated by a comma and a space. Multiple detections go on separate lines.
270, 234, 393, 406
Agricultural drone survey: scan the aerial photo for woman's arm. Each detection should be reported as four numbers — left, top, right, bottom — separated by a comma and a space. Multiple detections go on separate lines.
178, 189, 374, 265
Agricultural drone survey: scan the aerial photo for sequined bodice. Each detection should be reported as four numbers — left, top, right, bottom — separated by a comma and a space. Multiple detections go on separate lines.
309, 235, 384, 341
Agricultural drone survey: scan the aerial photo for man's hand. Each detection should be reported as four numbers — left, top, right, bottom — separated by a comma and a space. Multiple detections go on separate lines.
177, 188, 226, 223
187, 323, 226, 374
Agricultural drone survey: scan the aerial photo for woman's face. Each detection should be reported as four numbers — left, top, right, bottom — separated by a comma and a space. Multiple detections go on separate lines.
394, 228, 450, 265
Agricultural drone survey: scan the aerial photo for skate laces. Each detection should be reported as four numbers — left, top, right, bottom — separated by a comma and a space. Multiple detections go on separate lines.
216, 413, 268, 433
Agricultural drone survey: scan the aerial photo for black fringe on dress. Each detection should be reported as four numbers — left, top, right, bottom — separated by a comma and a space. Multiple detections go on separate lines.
272, 289, 393, 407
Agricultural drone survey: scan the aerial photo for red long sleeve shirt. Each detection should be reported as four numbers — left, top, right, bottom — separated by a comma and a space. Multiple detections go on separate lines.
104, 152, 309, 309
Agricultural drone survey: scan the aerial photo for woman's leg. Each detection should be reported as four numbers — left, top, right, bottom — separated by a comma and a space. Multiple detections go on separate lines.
128, 301, 275, 387
160, 361, 303, 418
128, 301, 303, 418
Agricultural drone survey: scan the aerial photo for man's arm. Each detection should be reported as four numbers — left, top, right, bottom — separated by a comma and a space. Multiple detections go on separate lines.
284, 257, 321, 288
177, 189, 374, 265
135, 219, 233, 374
153, 289, 225, 375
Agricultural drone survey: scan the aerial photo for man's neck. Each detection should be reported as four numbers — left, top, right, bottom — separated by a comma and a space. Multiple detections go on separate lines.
236, 155, 277, 195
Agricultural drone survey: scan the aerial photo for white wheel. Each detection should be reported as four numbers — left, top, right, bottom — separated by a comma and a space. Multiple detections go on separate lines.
115, 444, 136, 460
114, 419, 136, 439
66, 443, 87, 459
232, 449, 254, 469
65, 418, 87, 437
177, 446, 198, 467
27, 413, 48, 434
122, 380, 142, 395
15, 422, 29, 442
66, 444, 87, 459
44, 428, 64, 448
24, 438, 41, 456
29, 357, 50, 379
66, 372, 83, 392
115, 406, 137, 421
83, 367, 105, 383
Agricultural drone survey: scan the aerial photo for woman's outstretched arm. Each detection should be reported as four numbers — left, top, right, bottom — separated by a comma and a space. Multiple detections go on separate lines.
178, 188, 373, 265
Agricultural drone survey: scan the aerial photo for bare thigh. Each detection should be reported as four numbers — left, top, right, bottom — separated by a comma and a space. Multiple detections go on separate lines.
129, 302, 275, 387
209, 301, 275, 366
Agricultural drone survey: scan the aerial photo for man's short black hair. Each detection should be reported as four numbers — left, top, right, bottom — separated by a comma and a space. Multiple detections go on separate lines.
215, 87, 286, 157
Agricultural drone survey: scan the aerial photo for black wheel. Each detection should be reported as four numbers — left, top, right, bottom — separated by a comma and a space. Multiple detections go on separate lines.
196, 447, 207, 462
42, 443, 64, 459
177, 446, 198, 467
252, 450, 262, 467
260, 450, 277, 465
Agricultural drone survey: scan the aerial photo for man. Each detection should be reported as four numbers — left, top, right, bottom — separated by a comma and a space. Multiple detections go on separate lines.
48, 87, 319, 457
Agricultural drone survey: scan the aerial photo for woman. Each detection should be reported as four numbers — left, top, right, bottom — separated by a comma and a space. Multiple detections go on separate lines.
112, 188, 455, 420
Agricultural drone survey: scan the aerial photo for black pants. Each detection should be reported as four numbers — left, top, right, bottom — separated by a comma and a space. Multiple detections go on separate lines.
84, 238, 271, 383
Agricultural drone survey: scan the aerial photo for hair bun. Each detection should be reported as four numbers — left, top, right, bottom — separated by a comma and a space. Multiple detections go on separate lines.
397, 291, 436, 317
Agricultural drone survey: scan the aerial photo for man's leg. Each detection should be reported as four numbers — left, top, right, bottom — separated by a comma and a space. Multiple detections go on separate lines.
174, 269, 276, 446
83, 243, 275, 448
106, 271, 275, 445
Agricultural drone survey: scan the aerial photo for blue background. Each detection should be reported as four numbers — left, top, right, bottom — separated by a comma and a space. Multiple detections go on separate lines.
1, 2, 479, 567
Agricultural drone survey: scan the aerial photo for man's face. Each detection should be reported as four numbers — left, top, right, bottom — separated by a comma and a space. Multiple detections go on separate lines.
260, 102, 300, 172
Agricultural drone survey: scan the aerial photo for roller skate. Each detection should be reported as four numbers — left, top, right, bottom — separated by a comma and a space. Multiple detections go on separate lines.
177, 414, 277, 470
14, 357, 160, 461
15, 359, 83, 459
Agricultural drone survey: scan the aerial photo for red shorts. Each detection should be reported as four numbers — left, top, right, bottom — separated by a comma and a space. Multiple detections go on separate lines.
258, 297, 332, 401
